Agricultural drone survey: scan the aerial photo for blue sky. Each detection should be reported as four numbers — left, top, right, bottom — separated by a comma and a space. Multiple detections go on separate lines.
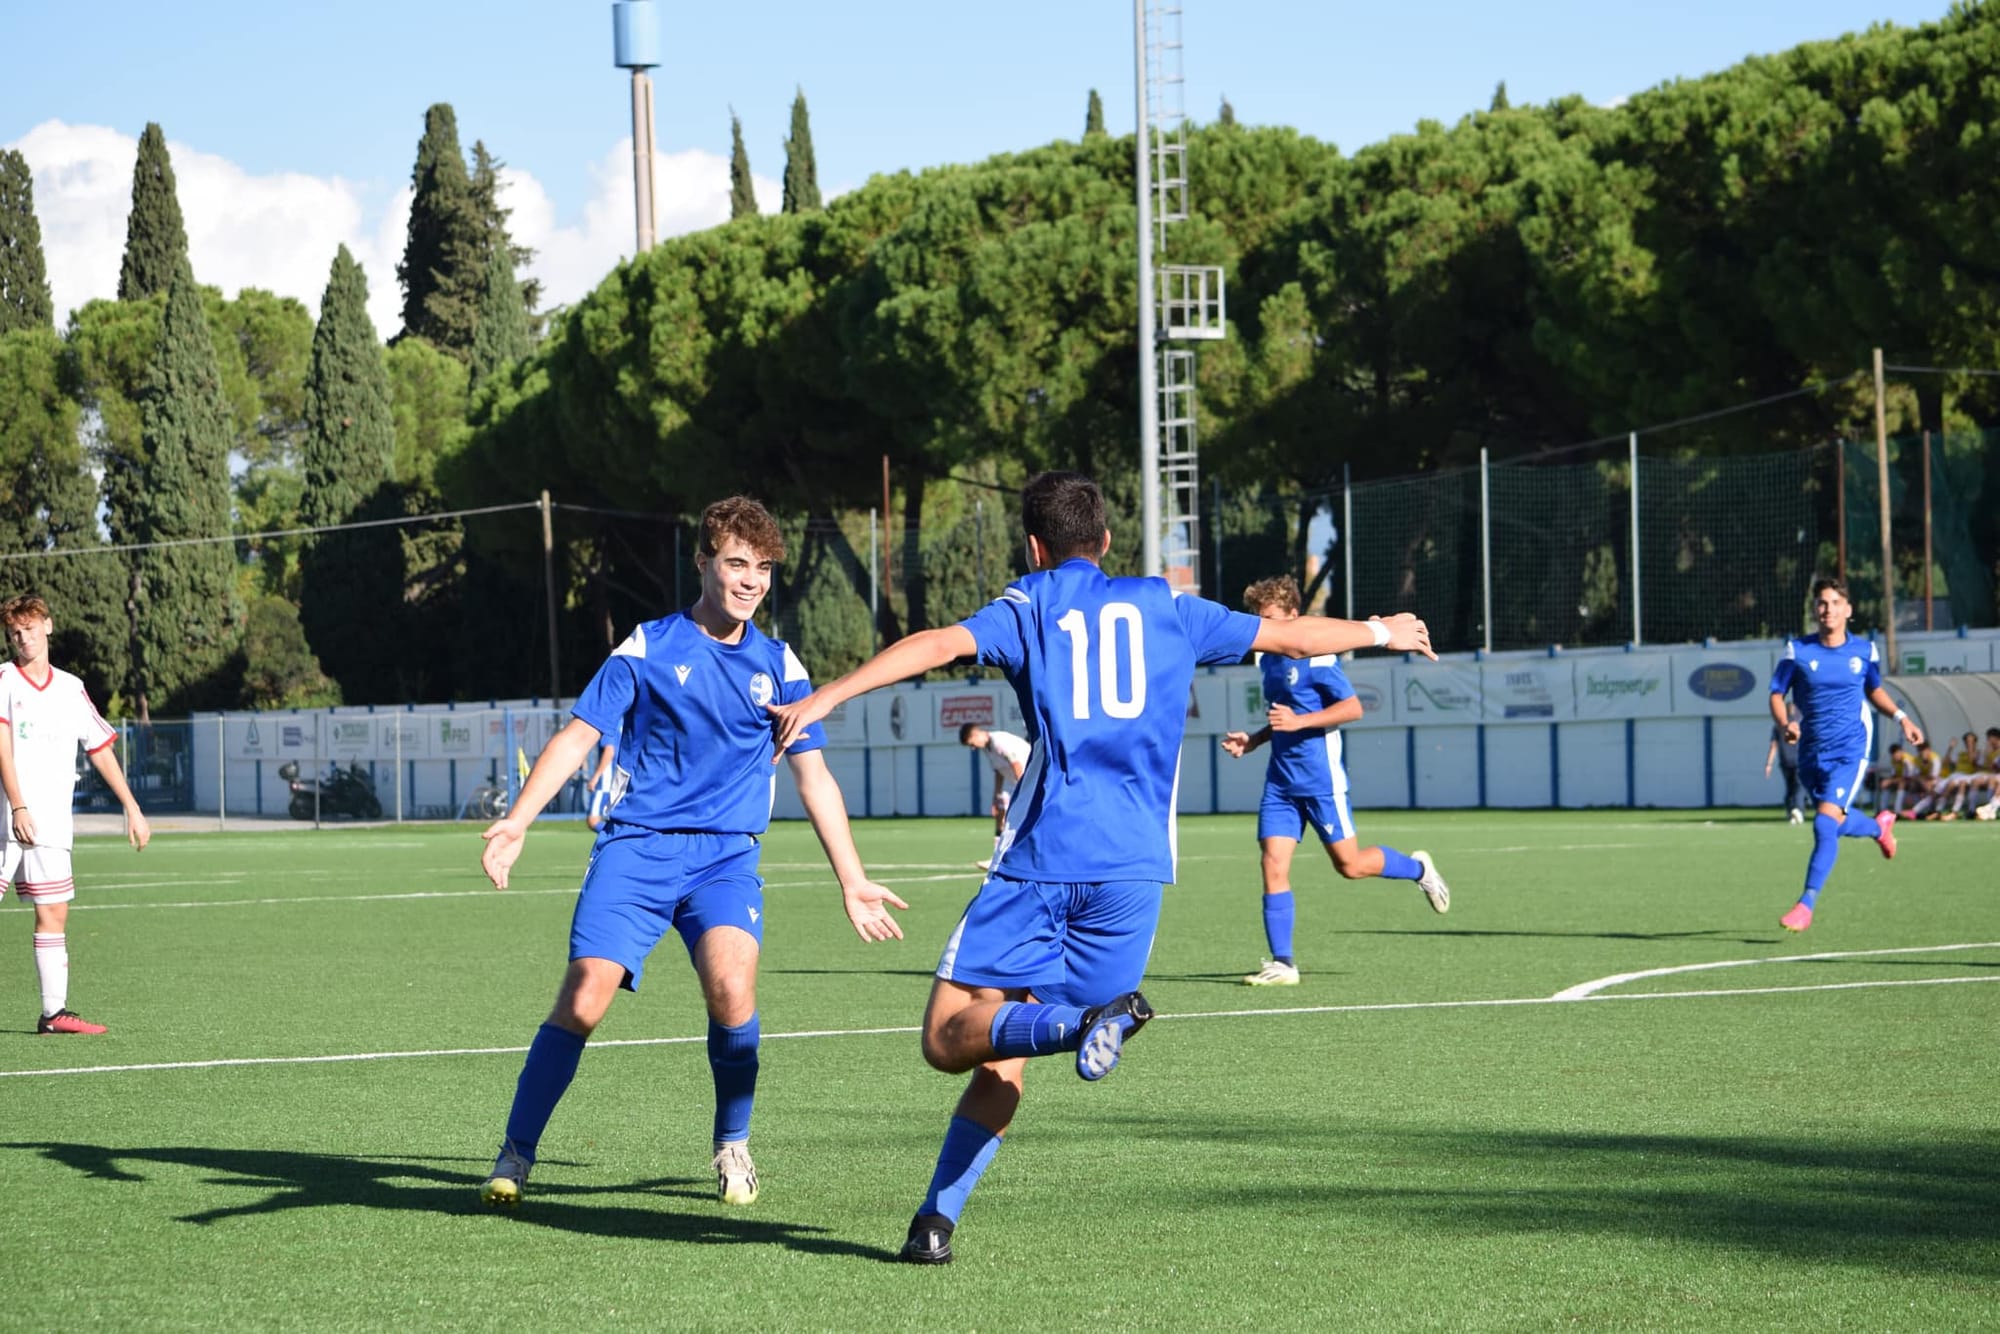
0, 1, 1957, 332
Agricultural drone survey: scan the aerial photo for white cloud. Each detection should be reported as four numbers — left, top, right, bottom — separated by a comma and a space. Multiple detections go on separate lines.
7, 120, 782, 341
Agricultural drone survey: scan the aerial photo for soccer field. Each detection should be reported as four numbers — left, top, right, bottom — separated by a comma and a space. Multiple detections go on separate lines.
5, 811, 1996, 1329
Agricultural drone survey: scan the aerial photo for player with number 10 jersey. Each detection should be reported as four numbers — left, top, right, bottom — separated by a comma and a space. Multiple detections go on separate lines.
765, 471, 1436, 1265
959, 566, 1251, 884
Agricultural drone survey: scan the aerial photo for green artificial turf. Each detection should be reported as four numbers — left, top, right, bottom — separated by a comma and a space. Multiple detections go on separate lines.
3, 810, 1994, 1329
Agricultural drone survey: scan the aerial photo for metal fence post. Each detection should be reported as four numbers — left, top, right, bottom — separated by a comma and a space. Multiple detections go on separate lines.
1341, 463, 1355, 622
1630, 432, 1642, 646
1480, 447, 1493, 653
216, 714, 226, 831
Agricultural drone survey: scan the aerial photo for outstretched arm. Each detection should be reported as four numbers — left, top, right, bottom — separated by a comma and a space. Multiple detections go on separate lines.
86, 743, 150, 851
788, 748, 907, 942
1251, 613, 1435, 662
769, 625, 979, 757
480, 717, 601, 889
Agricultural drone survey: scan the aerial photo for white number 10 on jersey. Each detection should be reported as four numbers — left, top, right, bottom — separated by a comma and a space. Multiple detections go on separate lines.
1056, 603, 1147, 719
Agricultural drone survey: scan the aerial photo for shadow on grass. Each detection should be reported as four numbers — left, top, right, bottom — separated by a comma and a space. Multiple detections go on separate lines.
0, 1141, 897, 1260
1101, 1116, 2000, 1275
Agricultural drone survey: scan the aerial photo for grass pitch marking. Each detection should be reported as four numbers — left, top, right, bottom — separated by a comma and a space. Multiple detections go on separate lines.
8, 971, 2000, 1081
1551, 941, 2000, 1000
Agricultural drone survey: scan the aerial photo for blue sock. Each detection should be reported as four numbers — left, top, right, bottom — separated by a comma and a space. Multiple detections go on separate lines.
1839, 810, 1881, 839
1262, 890, 1296, 962
1801, 813, 1841, 907
708, 1014, 760, 1145
1378, 847, 1422, 881
988, 1002, 1088, 1058
503, 1022, 587, 1160
919, 1115, 1004, 1224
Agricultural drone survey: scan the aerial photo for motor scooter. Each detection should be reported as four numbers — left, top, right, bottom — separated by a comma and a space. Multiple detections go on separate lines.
278, 760, 383, 821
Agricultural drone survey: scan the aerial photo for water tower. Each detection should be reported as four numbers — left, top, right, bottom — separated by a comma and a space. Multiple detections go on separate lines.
612, 1, 660, 251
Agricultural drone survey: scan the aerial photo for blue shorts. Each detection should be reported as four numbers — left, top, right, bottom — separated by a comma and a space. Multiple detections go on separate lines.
569, 827, 764, 992
1257, 787, 1356, 845
1799, 752, 1871, 811
935, 876, 1161, 1007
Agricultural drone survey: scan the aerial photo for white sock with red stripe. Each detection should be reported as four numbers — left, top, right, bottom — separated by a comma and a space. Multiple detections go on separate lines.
33, 933, 67, 1017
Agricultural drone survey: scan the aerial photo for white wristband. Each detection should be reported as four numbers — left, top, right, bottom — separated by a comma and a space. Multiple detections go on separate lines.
1368, 618, 1391, 649
1893, 709, 1907, 722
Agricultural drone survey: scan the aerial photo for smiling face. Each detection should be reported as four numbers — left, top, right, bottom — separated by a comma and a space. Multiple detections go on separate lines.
1812, 583, 1852, 638
695, 536, 774, 631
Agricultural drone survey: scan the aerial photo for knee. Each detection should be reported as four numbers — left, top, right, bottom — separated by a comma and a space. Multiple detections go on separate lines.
919, 1028, 966, 1074
547, 997, 603, 1037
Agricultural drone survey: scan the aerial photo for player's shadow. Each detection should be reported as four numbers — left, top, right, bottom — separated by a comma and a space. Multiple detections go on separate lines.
0, 1141, 896, 1260
1095, 1115, 2000, 1275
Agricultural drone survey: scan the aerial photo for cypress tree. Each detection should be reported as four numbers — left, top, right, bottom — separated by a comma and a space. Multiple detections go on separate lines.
300, 246, 394, 524
1218, 95, 1237, 126
117, 123, 189, 301
729, 112, 758, 220
396, 104, 484, 355
0, 150, 53, 333
0, 327, 126, 702
469, 244, 531, 391
1085, 89, 1106, 139
298, 246, 400, 695
782, 89, 822, 214
469, 141, 541, 317
127, 262, 242, 717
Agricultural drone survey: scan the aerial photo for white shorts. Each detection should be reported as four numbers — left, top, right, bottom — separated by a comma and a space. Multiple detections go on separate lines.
2, 843, 75, 904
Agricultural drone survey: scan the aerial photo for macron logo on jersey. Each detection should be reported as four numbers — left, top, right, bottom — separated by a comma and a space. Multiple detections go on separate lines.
748, 906, 761, 924
674, 664, 692, 685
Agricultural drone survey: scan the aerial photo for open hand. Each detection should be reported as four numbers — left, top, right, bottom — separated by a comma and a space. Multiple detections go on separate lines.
841, 880, 909, 942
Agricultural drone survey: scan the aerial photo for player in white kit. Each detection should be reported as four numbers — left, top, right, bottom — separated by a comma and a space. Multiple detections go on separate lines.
0, 595, 151, 1034
959, 723, 1029, 871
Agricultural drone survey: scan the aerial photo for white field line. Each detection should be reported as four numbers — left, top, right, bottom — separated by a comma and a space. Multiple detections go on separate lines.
7, 972, 1998, 1081
1552, 941, 2000, 1000
53, 874, 976, 912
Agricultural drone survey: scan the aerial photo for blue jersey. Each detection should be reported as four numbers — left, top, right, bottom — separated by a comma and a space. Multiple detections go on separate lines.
959, 559, 1261, 884
1769, 634, 1882, 762
569, 611, 825, 835
1259, 651, 1354, 797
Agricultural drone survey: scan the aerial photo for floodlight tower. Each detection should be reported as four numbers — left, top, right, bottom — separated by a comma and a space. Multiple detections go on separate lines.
1134, 1, 1225, 588
612, 1, 660, 252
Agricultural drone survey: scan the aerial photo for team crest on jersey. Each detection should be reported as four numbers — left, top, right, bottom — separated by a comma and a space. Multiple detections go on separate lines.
748, 672, 774, 707
1286, 667, 1299, 686
1848, 656, 1862, 674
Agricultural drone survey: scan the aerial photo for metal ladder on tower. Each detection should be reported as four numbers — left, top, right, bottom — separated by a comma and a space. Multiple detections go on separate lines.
1144, 1, 1225, 591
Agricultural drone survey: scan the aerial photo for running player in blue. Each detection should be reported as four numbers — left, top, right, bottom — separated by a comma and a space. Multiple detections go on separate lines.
1769, 576, 1923, 932
1222, 575, 1450, 987
475, 497, 906, 1210
768, 472, 1434, 1264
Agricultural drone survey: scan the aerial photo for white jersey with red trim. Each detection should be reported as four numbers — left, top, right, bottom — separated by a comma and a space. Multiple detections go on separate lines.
0, 661, 116, 851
